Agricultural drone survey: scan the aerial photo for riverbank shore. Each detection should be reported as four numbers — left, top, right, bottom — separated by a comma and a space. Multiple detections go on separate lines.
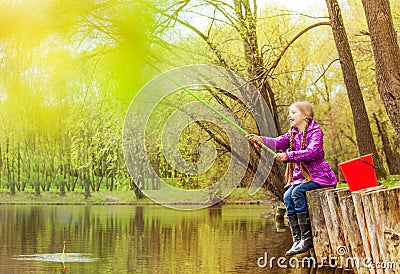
0, 187, 279, 205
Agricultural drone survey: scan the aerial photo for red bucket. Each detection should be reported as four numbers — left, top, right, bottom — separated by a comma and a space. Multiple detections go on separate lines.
338, 153, 378, 192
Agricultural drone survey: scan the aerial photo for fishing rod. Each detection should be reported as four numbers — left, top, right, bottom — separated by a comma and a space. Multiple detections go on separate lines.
149, 64, 277, 157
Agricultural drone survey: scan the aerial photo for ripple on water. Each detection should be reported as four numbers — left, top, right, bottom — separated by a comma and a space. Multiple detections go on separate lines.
14, 253, 98, 263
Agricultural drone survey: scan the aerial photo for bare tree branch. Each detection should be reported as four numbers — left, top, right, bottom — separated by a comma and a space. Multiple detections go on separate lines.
266, 21, 331, 75
142, 1, 228, 67
207, 8, 217, 38
205, 0, 241, 33
312, 58, 340, 84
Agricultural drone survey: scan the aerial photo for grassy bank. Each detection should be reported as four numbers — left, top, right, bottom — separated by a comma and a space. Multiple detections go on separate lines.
0, 187, 277, 205
336, 174, 400, 189
2, 175, 398, 205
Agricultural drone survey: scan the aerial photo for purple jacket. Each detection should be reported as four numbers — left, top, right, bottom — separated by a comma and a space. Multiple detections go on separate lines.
260, 119, 337, 187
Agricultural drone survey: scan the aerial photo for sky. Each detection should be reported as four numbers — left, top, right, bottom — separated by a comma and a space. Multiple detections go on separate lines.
177, 0, 329, 39
271, 0, 327, 13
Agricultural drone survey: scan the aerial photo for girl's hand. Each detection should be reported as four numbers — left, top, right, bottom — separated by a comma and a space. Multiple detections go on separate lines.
274, 152, 288, 162
246, 134, 263, 147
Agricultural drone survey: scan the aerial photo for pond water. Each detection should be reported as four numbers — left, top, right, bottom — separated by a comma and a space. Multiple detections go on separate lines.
0, 204, 348, 273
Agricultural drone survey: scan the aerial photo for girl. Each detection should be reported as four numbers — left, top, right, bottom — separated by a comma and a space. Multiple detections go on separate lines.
247, 101, 337, 256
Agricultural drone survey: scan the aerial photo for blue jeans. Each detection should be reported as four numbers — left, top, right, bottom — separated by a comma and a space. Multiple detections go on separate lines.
284, 182, 322, 216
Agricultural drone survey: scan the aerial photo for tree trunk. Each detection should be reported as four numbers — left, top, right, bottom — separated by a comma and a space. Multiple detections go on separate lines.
6, 139, 14, 195
84, 172, 90, 199
60, 180, 66, 197
96, 176, 102, 191
325, 0, 387, 179
233, 0, 286, 200
17, 144, 21, 191
35, 162, 40, 196
131, 178, 143, 199
361, 0, 400, 141
373, 113, 400, 174
110, 169, 114, 192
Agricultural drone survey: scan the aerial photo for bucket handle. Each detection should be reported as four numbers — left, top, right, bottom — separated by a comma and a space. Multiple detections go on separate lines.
360, 158, 376, 170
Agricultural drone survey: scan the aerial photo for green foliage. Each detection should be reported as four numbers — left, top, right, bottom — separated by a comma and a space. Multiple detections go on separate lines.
336, 175, 400, 189
0, 0, 154, 195
1, 0, 399, 199
380, 175, 400, 188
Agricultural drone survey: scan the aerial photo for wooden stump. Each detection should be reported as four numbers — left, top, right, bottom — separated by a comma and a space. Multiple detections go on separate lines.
306, 188, 334, 264
361, 186, 400, 273
338, 189, 370, 274
352, 186, 385, 272
307, 185, 400, 273
320, 188, 352, 258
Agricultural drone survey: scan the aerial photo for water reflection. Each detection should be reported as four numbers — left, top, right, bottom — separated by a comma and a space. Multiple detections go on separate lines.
0, 205, 349, 273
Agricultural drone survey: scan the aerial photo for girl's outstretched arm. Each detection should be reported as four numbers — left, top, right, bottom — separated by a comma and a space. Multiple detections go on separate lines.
259, 131, 291, 151
247, 132, 290, 151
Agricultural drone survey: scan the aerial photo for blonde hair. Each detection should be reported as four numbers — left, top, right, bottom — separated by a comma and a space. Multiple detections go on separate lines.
285, 101, 314, 186
289, 101, 314, 123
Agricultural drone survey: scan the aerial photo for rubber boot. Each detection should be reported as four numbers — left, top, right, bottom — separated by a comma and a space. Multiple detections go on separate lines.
285, 214, 301, 256
287, 212, 313, 256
